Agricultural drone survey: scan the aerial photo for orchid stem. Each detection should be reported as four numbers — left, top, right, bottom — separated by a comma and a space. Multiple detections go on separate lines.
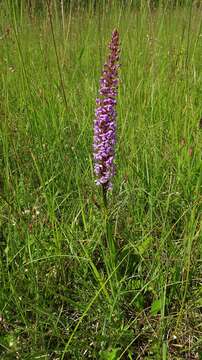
102, 185, 108, 209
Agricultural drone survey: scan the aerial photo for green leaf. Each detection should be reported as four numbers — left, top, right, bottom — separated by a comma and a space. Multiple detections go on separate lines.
100, 348, 120, 360
150, 299, 161, 316
136, 237, 152, 256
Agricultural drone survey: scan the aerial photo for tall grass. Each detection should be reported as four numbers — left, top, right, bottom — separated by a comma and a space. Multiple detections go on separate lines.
0, 1, 201, 359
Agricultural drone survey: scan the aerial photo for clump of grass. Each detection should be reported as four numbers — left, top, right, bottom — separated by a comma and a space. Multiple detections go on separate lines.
0, 1, 201, 359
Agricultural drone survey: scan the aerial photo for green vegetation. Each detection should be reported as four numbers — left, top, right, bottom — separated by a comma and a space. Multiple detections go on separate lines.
0, 1, 201, 359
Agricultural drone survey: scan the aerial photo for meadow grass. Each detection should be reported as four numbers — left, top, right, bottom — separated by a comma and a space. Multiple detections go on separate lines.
0, 1, 202, 359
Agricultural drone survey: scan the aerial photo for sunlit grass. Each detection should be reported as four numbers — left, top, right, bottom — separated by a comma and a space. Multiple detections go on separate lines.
0, 1, 201, 359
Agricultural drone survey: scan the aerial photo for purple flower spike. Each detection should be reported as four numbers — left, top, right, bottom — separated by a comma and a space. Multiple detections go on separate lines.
93, 29, 120, 191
